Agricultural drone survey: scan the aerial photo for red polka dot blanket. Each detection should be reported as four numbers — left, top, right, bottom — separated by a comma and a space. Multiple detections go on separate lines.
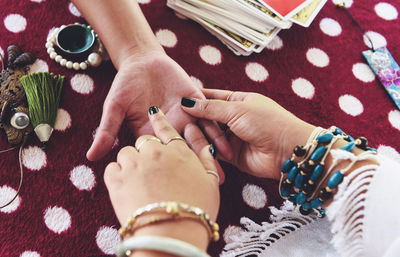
0, 0, 400, 256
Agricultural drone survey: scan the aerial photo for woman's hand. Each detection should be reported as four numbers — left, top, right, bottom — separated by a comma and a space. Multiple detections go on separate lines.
87, 53, 231, 162
181, 89, 316, 180
104, 106, 220, 249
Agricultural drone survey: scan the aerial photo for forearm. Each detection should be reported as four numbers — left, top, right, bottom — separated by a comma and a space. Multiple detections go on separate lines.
71, 0, 164, 69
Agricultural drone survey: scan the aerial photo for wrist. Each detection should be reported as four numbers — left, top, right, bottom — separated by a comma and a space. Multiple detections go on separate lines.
277, 121, 316, 180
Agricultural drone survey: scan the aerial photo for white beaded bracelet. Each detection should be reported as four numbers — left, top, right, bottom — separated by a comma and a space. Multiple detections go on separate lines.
116, 236, 210, 257
45, 23, 104, 71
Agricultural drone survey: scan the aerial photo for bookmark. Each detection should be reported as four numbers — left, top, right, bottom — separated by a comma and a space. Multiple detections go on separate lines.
337, 2, 400, 110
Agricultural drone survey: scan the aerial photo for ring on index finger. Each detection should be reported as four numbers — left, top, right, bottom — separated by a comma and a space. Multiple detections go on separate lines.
136, 136, 162, 152
165, 136, 186, 145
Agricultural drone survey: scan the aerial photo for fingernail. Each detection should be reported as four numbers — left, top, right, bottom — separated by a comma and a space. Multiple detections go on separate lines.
149, 106, 159, 115
209, 144, 216, 158
181, 97, 196, 108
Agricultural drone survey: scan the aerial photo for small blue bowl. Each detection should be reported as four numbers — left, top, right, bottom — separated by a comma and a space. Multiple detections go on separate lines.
56, 24, 95, 54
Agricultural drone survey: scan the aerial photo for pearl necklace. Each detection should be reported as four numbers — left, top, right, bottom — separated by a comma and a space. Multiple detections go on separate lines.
45, 23, 105, 71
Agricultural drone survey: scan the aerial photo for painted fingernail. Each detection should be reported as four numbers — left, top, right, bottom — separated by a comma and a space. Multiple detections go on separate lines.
181, 97, 196, 108
149, 106, 159, 115
209, 144, 216, 158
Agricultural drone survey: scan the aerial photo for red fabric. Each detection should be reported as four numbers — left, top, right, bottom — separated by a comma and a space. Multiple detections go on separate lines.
0, 0, 400, 256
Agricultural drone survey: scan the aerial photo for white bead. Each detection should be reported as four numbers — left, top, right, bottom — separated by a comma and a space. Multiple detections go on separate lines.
45, 42, 53, 48
47, 47, 55, 54
80, 62, 88, 70
66, 61, 73, 69
60, 59, 67, 67
55, 55, 62, 63
88, 52, 102, 67
54, 28, 60, 34
50, 52, 57, 59
60, 25, 66, 30
73, 62, 80, 70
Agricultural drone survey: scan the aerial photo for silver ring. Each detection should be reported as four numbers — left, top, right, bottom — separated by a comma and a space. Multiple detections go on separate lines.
165, 136, 186, 145
136, 137, 162, 151
206, 170, 220, 183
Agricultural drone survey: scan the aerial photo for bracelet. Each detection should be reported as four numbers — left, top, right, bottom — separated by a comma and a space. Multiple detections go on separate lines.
119, 202, 220, 242
116, 236, 210, 257
45, 23, 105, 71
279, 126, 377, 217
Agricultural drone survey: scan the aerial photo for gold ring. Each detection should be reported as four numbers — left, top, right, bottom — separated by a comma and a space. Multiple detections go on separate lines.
206, 170, 220, 183
165, 136, 186, 145
136, 137, 162, 151
226, 91, 234, 102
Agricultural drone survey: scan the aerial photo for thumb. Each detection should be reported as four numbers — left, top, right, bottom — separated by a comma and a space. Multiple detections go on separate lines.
198, 144, 225, 185
181, 97, 240, 126
86, 100, 124, 161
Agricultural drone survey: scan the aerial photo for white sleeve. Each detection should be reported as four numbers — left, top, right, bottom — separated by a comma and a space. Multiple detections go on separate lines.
326, 154, 400, 257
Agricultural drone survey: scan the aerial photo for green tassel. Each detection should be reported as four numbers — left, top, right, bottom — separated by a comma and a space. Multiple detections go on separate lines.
20, 72, 64, 143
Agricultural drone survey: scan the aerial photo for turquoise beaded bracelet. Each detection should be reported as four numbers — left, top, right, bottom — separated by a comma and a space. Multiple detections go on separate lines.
279, 126, 377, 217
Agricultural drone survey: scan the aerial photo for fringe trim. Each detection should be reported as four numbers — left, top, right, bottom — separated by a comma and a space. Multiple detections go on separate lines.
221, 201, 320, 257
326, 163, 378, 257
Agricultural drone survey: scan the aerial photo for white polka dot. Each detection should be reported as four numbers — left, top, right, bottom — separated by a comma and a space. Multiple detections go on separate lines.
43, 206, 71, 234
338, 94, 364, 116
265, 35, 283, 51
352, 63, 375, 83
364, 31, 387, 49
96, 226, 121, 255
242, 184, 267, 209
375, 2, 398, 21
378, 145, 400, 163
29, 59, 49, 73
137, 0, 151, 4
4, 14, 27, 33
0, 185, 21, 213
20, 251, 41, 257
223, 225, 245, 244
291, 78, 315, 99
199, 45, 222, 65
155, 29, 177, 48
306, 48, 330, 68
319, 18, 342, 37
22, 146, 47, 171
332, 0, 353, 7
70, 165, 96, 191
245, 62, 269, 82
388, 110, 400, 131
70, 74, 94, 95
54, 108, 72, 132
30, 0, 45, 2
68, 2, 82, 17
190, 76, 203, 88
0, 46, 4, 58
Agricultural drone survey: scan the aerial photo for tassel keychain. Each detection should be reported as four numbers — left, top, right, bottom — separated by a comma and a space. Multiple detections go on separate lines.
337, 2, 400, 110
19, 72, 64, 147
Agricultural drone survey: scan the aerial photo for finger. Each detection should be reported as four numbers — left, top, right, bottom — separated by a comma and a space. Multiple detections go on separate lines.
148, 106, 186, 146
134, 135, 162, 152
184, 124, 225, 184
201, 88, 248, 101
104, 162, 121, 188
181, 97, 241, 127
87, 100, 124, 161
116, 146, 138, 167
198, 119, 233, 160
198, 145, 225, 185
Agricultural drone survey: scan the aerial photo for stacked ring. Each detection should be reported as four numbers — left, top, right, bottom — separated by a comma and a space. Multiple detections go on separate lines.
206, 170, 220, 183
136, 137, 162, 152
165, 136, 186, 145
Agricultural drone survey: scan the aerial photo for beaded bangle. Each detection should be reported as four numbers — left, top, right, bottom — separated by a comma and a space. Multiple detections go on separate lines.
116, 236, 210, 257
45, 23, 105, 71
279, 126, 377, 217
119, 202, 220, 242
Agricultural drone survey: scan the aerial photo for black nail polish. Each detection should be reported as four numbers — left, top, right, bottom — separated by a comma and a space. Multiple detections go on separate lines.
181, 97, 196, 108
149, 106, 159, 115
209, 144, 216, 158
